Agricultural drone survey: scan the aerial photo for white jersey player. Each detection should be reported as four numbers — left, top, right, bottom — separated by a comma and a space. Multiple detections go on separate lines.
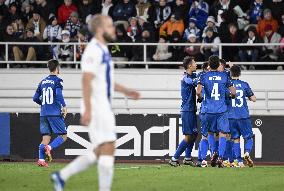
51, 15, 140, 191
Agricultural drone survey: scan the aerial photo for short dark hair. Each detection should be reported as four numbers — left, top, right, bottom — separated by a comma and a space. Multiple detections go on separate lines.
183, 56, 194, 70
209, 55, 220, 70
47, 59, 59, 72
230, 65, 241, 77
202, 62, 209, 71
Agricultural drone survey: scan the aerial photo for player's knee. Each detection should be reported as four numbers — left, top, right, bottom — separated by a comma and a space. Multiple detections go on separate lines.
234, 138, 240, 143
184, 135, 191, 143
98, 155, 114, 169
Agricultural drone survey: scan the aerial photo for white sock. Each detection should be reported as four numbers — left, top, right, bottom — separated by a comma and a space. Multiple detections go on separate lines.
60, 152, 97, 181
98, 155, 114, 191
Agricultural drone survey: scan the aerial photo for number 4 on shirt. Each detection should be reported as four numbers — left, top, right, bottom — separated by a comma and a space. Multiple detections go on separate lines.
211, 83, 220, 100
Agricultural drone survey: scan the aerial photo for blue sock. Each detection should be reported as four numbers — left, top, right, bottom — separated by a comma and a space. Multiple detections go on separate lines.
39, 144, 45, 160
233, 142, 242, 162
198, 142, 202, 161
215, 140, 219, 153
218, 137, 227, 159
208, 134, 216, 154
245, 138, 254, 154
227, 140, 234, 163
185, 139, 195, 159
200, 139, 209, 160
49, 136, 65, 150
173, 140, 189, 160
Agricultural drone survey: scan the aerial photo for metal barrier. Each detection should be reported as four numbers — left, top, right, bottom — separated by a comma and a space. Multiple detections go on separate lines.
0, 42, 283, 69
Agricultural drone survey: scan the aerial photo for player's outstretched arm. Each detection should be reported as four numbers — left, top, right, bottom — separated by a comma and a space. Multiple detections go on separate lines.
81, 72, 94, 126
249, 95, 256, 102
114, 83, 140, 100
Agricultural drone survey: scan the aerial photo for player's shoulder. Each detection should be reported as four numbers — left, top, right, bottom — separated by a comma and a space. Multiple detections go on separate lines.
85, 38, 103, 54
239, 79, 250, 87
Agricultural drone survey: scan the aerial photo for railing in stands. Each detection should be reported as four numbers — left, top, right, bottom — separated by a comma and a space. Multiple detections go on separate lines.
0, 42, 283, 69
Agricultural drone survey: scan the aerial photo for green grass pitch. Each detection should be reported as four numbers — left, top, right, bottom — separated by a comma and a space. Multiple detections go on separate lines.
0, 163, 284, 191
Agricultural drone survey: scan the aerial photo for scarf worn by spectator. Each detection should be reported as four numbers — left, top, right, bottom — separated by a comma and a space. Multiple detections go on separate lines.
65, 19, 81, 38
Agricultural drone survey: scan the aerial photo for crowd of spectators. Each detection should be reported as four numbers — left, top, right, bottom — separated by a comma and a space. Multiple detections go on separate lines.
0, 0, 283, 69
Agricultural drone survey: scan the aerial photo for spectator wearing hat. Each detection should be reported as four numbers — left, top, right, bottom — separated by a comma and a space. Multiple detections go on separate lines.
26, 9, 46, 41
238, 26, 263, 70
58, 0, 78, 25
188, 0, 209, 30
101, 0, 114, 17
57, 30, 74, 62
202, 16, 218, 38
78, 0, 101, 24
248, 0, 264, 24
127, 17, 141, 42
65, 11, 81, 40
112, 0, 137, 22
147, 0, 172, 29
153, 35, 172, 61
43, 15, 62, 42
159, 14, 184, 39
34, 0, 55, 23
222, 23, 243, 62
257, 8, 279, 38
183, 17, 201, 41
200, 27, 221, 60
12, 27, 42, 62
136, 0, 151, 19
262, 24, 281, 62
184, 33, 202, 61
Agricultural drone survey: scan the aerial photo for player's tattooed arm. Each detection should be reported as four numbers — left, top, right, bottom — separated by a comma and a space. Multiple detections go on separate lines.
81, 72, 94, 126
114, 83, 140, 100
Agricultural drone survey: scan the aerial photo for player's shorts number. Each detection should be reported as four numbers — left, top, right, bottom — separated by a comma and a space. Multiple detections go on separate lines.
232, 90, 244, 107
211, 83, 220, 100
42, 87, 54, 105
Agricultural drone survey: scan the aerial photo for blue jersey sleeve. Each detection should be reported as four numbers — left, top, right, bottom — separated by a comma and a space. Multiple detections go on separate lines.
245, 82, 254, 97
55, 79, 66, 107
226, 75, 233, 88
183, 76, 193, 85
33, 83, 42, 105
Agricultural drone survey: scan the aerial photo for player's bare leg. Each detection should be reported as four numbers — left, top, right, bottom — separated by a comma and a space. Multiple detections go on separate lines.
38, 135, 51, 167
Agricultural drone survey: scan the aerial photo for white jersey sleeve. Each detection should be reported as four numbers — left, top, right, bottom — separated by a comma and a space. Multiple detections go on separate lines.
81, 43, 102, 75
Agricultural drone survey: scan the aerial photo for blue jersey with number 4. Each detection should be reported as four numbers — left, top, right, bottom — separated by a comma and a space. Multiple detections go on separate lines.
33, 75, 66, 116
228, 79, 254, 119
199, 71, 232, 114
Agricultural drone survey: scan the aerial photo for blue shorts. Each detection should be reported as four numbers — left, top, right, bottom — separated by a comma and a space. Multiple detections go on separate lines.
229, 118, 253, 139
40, 116, 67, 135
181, 111, 197, 135
202, 113, 230, 137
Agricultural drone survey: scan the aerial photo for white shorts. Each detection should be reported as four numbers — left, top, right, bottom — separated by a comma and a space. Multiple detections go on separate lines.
88, 110, 117, 149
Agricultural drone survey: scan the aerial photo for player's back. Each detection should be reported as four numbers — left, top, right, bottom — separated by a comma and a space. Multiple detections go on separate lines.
228, 79, 254, 119
37, 75, 63, 116
200, 71, 231, 114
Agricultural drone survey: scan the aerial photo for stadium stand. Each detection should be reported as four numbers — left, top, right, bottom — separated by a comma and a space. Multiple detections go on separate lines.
0, 0, 283, 70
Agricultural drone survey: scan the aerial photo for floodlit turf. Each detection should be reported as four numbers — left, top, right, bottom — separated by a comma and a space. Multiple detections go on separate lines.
0, 163, 284, 191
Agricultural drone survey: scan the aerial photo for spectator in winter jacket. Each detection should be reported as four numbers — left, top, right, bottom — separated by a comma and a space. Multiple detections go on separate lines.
170, 30, 184, 62
138, 15, 154, 34
188, 0, 208, 30
202, 16, 218, 38
26, 9, 46, 41
65, 12, 81, 40
212, 0, 238, 27
183, 17, 201, 41
248, 0, 263, 24
127, 17, 141, 42
184, 33, 202, 61
112, 0, 137, 22
43, 15, 62, 42
147, 0, 172, 29
57, 0, 78, 25
136, 0, 151, 19
7, 3, 20, 23
153, 35, 172, 61
21, 2, 33, 24
12, 28, 42, 62
159, 14, 184, 39
1, 24, 18, 60
172, 0, 188, 26
262, 24, 281, 62
78, 0, 101, 23
257, 9, 279, 38
57, 30, 74, 62
34, 0, 55, 23
101, 0, 114, 17
238, 26, 262, 69
11, 18, 25, 39
200, 27, 221, 60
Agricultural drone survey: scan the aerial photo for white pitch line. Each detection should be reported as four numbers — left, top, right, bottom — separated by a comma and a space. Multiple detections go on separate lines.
115, 165, 162, 170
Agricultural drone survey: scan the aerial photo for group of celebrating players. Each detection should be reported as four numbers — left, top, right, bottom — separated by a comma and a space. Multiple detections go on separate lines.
169, 55, 256, 168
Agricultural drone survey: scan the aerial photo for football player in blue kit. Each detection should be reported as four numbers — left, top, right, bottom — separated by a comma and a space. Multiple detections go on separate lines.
33, 59, 68, 167
228, 65, 256, 167
169, 57, 198, 167
197, 55, 236, 168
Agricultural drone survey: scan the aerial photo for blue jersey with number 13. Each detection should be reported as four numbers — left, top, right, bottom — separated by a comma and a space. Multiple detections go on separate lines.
33, 75, 66, 116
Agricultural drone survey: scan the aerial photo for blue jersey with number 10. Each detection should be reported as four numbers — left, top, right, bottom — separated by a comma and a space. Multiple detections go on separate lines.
199, 71, 232, 114
33, 75, 66, 116
228, 79, 254, 119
